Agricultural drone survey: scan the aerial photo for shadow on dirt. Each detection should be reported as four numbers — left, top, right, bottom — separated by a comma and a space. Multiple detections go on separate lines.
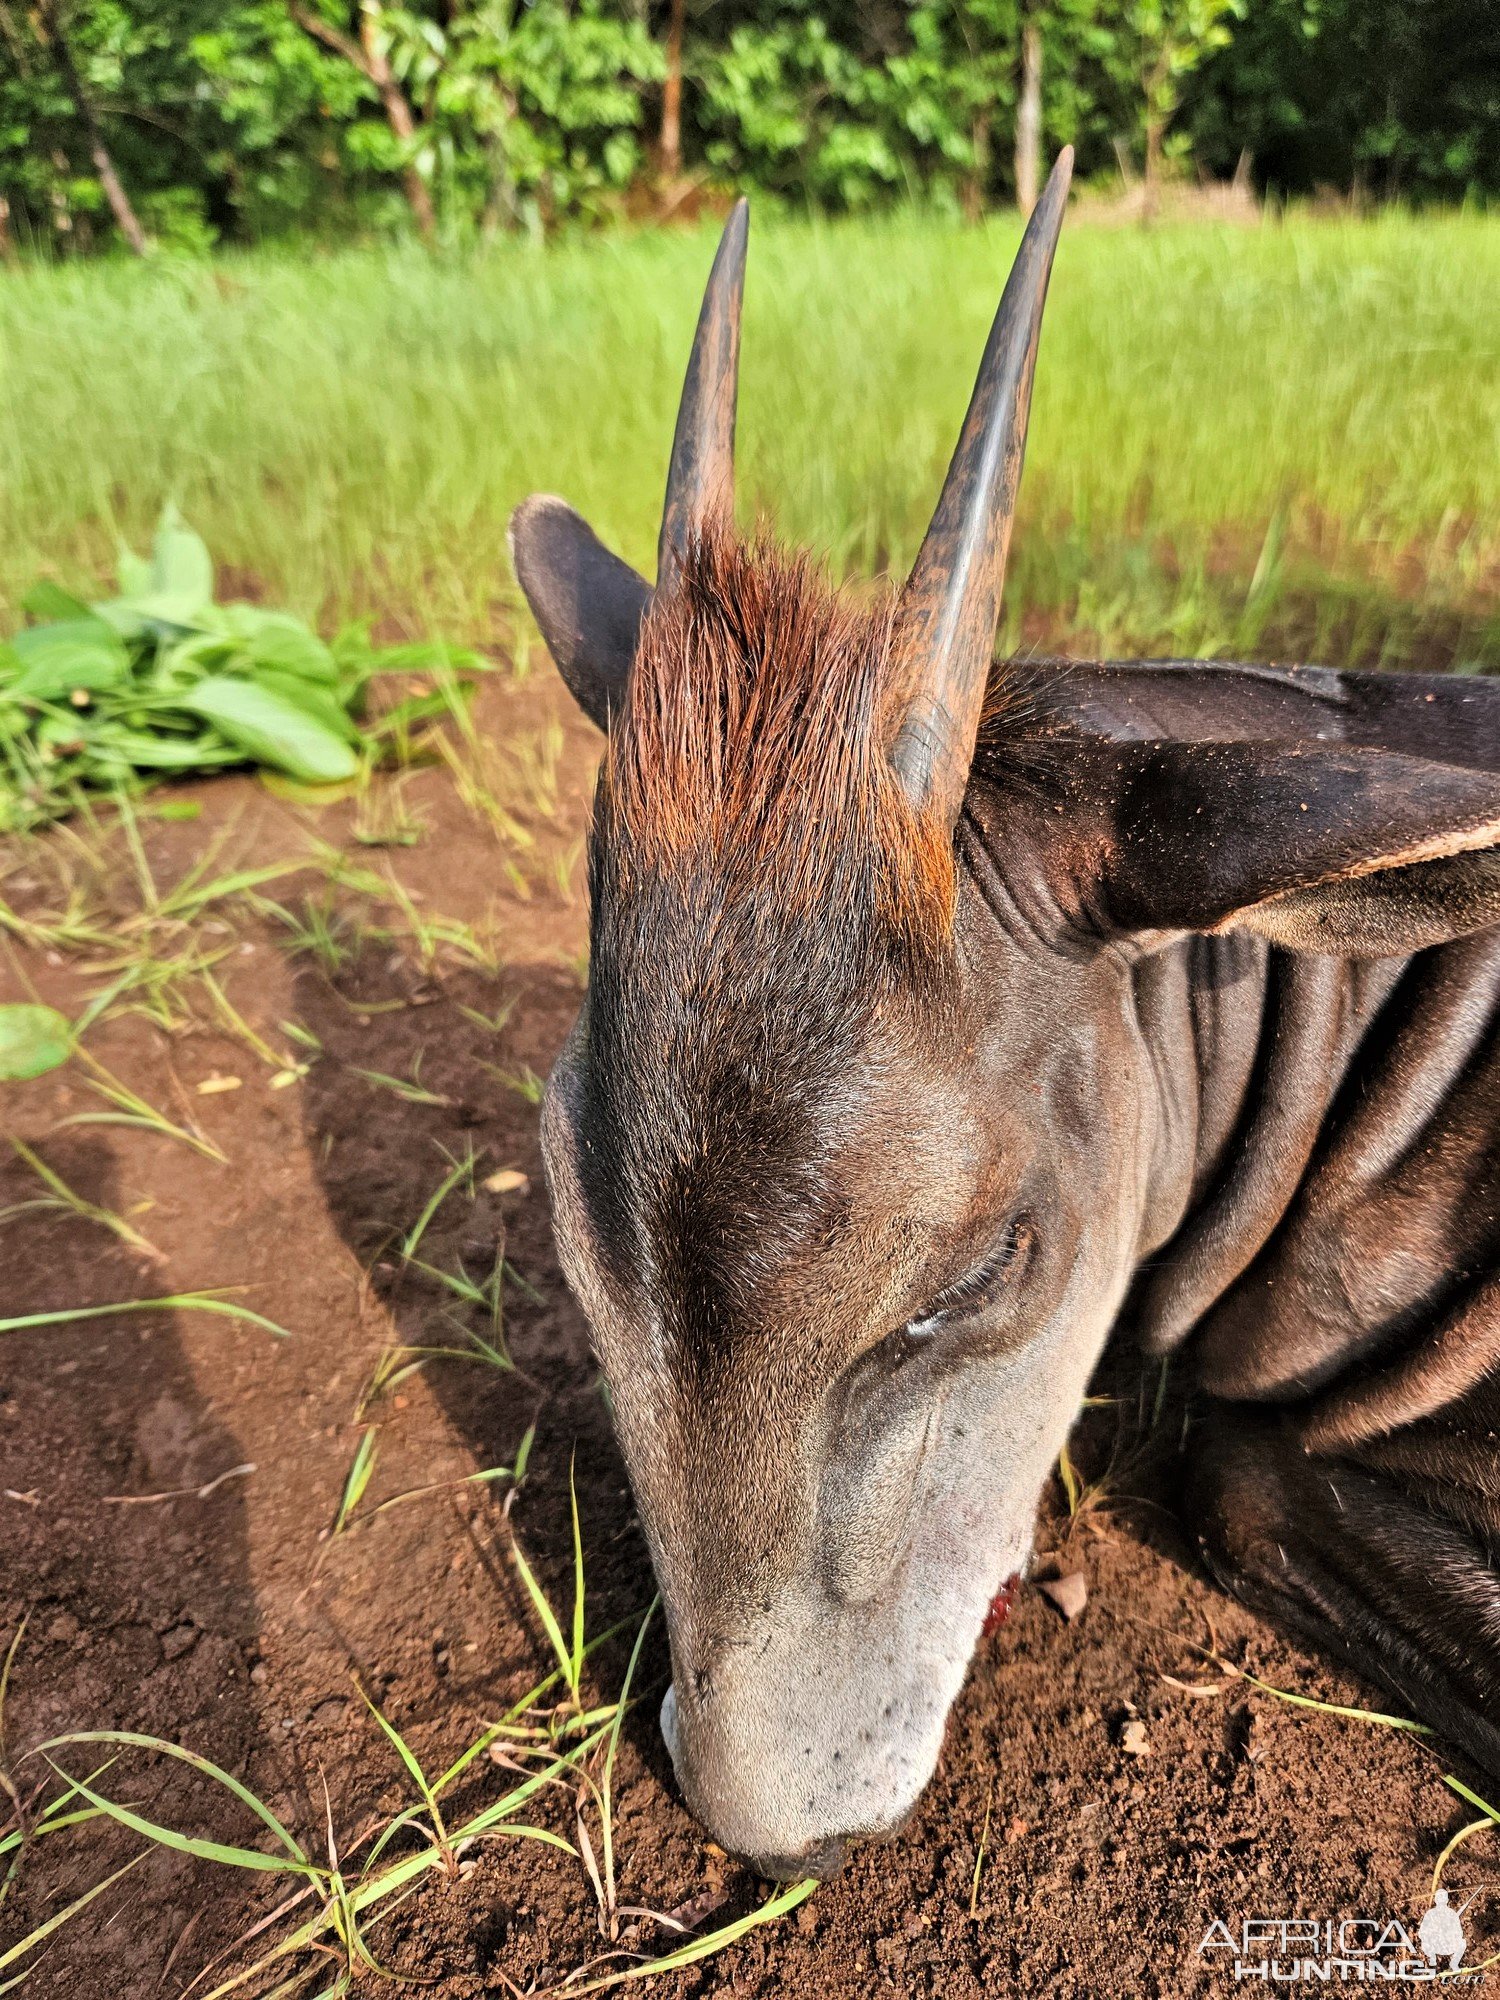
0, 1134, 262, 1989
292, 947, 678, 1792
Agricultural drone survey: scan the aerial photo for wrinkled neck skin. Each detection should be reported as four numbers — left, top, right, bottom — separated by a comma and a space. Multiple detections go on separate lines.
967, 772, 1416, 1353
955, 775, 1276, 1299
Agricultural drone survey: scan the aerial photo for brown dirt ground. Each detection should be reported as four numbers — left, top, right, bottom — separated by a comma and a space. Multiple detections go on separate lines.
3, 668, 1498, 1999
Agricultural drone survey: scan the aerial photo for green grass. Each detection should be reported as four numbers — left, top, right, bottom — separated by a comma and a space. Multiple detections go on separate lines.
0, 1288, 289, 1338
0, 1470, 814, 1995
1, 209, 1496, 666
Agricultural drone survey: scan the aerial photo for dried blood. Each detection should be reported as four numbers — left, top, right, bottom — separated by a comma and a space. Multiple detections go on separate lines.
982, 1572, 1021, 1636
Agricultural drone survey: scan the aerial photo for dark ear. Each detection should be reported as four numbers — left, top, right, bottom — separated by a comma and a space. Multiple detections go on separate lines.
509, 495, 651, 731
1078, 741, 1500, 955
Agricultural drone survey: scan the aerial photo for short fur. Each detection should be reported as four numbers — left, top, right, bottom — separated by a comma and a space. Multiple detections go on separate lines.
600, 524, 955, 955
581, 529, 961, 1373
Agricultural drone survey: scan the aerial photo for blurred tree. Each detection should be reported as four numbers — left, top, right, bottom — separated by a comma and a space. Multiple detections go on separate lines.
0, 0, 1491, 254
286, 2, 436, 238
1131, 0, 1240, 196
658, 0, 685, 177
1015, 5, 1042, 212
37, 1, 147, 252
409, 1, 661, 231
1187, 0, 1500, 202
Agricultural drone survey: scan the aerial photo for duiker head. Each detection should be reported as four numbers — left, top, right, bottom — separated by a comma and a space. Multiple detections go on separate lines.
512, 158, 1103, 1871
511, 155, 1500, 1875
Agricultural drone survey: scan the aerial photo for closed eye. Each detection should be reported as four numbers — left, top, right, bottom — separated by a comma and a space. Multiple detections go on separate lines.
902, 1218, 1033, 1343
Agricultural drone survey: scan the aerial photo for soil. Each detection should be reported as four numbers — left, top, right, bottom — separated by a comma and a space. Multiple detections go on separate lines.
3, 668, 1497, 1999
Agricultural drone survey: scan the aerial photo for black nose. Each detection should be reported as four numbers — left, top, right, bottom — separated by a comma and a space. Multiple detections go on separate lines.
740, 1834, 847, 1882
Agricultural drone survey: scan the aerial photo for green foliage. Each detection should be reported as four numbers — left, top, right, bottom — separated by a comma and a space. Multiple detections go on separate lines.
694, 3, 1028, 210
395, 0, 665, 230
0, 0, 1492, 259
0, 507, 483, 828
1188, 0, 1500, 201
0, 1004, 73, 1081
1133, 0, 1241, 174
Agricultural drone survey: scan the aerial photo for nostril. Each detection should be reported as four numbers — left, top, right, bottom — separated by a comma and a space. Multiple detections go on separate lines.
743, 1835, 847, 1882
801, 1835, 848, 1879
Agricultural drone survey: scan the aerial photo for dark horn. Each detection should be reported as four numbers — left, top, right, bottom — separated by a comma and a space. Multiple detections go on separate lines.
657, 197, 749, 591
888, 149, 1072, 825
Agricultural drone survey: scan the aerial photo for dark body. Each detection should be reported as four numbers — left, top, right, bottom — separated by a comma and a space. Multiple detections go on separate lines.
994, 656, 1500, 1772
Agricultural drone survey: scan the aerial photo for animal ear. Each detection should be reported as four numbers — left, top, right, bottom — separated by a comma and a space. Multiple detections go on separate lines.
509, 495, 651, 731
1086, 741, 1500, 955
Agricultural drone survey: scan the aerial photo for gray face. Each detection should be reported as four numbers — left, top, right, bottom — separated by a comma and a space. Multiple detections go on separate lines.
540, 886, 1165, 1876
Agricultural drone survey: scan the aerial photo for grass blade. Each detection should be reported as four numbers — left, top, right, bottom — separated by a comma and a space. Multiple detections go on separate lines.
34, 1732, 312, 1866
563, 1878, 819, 1991
329, 1428, 378, 1537
0, 1292, 289, 1338
400, 1146, 478, 1262
511, 1536, 575, 1698
569, 1456, 586, 1693
1444, 1775, 1500, 1824
353, 1684, 448, 1861
38, 1762, 313, 1878
0, 1854, 147, 1976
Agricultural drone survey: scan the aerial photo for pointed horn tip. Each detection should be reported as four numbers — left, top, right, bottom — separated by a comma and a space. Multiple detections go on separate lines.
698, 197, 749, 293
1042, 147, 1074, 212
720, 196, 750, 257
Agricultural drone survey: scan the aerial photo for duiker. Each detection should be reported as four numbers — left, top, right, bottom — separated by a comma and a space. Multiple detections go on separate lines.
512, 151, 1500, 1878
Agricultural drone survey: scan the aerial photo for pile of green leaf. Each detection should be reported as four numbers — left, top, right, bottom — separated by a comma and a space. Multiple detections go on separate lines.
1, 510, 479, 831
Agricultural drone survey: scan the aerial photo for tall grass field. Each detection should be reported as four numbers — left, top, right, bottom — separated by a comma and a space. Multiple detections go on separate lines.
2, 208, 1497, 669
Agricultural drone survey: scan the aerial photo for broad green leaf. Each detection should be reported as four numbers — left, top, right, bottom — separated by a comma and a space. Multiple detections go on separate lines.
89, 598, 151, 642
0, 1004, 73, 1081
151, 505, 214, 608
21, 582, 92, 622
148, 631, 238, 684
115, 543, 152, 596
251, 670, 360, 742
86, 723, 240, 771
241, 616, 339, 685
175, 676, 360, 783
36, 712, 95, 754
258, 772, 360, 805
10, 620, 129, 699
94, 593, 215, 638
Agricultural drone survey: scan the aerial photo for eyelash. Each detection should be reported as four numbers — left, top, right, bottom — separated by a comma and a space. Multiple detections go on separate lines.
901, 1219, 1031, 1344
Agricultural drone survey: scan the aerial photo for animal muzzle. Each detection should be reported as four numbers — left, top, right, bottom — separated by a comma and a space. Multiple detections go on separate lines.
660, 1681, 870, 1879
655, 1582, 956, 1881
